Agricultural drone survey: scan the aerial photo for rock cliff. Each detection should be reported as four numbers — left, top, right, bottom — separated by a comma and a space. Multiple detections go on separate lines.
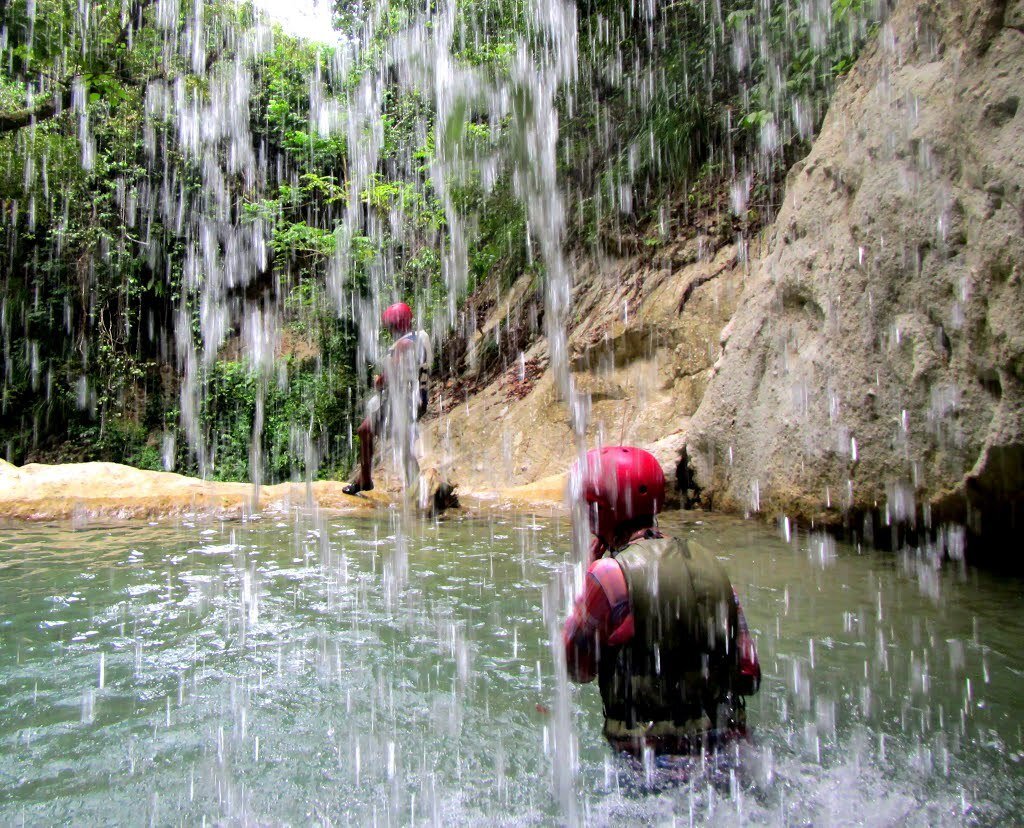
420, 240, 749, 503
687, 0, 1023, 558
423, 0, 1023, 560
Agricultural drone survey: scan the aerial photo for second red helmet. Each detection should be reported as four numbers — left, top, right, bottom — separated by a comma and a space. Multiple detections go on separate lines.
382, 302, 413, 333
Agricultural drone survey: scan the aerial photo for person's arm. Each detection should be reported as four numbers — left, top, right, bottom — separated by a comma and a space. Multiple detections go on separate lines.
417, 329, 433, 371
733, 590, 761, 694
563, 558, 631, 683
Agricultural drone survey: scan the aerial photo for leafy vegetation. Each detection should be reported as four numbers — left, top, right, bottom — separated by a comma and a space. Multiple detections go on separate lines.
0, 0, 879, 480
563, 0, 880, 249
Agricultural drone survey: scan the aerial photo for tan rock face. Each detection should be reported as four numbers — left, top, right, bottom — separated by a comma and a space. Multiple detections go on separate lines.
0, 461, 384, 522
424, 0, 1022, 555
419, 241, 746, 501
686, 0, 1024, 550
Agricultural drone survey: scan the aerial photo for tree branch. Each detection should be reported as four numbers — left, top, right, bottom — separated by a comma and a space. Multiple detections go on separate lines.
0, 87, 75, 136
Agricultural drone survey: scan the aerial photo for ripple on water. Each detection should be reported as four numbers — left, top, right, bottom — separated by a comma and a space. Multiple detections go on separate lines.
0, 512, 1021, 823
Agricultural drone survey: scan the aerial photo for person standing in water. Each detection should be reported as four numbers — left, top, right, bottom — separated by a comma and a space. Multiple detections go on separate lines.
343, 302, 432, 495
563, 446, 761, 757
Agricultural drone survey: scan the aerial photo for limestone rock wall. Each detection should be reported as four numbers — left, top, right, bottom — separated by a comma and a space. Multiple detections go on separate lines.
412, 0, 1023, 558
686, 0, 1024, 552
420, 240, 748, 498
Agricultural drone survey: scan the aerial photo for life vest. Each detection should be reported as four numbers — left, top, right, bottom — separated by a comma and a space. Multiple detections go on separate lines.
384, 330, 432, 417
598, 536, 742, 749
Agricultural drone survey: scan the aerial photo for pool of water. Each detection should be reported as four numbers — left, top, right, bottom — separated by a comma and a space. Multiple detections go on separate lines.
1, 507, 1021, 824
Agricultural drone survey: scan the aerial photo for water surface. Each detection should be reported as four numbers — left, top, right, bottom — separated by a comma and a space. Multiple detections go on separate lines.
1, 508, 1021, 824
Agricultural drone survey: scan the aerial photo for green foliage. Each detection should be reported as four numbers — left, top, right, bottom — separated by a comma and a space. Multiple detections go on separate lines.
562, 0, 881, 245
0, 0, 362, 479
195, 358, 355, 482
273, 221, 338, 257
739, 110, 773, 131
731, 0, 875, 119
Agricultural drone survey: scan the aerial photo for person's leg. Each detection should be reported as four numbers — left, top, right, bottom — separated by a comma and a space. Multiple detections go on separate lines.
403, 430, 420, 490
344, 416, 376, 495
345, 392, 385, 495
357, 417, 375, 489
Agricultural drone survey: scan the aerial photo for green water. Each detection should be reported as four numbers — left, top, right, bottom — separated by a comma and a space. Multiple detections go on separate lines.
1, 508, 1022, 825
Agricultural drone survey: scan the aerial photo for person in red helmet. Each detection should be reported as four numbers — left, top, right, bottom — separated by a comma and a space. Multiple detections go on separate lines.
563, 446, 760, 758
343, 302, 432, 495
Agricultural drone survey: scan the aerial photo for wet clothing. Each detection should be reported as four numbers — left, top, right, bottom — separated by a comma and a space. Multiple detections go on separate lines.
368, 329, 433, 428
351, 329, 432, 490
564, 530, 760, 756
391, 330, 432, 416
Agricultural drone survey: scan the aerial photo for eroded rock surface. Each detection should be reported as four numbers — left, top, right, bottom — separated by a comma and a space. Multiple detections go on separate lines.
419, 240, 747, 502
686, 0, 1023, 553
0, 459, 385, 522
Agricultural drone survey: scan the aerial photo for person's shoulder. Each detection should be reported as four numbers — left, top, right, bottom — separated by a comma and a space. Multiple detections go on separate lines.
588, 556, 628, 601
587, 556, 623, 580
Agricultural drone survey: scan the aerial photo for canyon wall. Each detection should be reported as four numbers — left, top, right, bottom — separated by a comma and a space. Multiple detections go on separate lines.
425, 0, 1024, 557
687, 0, 1023, 555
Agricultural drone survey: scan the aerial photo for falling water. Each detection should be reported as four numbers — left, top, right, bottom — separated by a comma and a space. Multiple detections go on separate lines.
0, 0, 887, 484
6, 0, 996, 821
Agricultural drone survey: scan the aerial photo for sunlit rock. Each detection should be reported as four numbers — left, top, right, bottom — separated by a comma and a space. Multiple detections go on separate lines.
0, 461, 384, 522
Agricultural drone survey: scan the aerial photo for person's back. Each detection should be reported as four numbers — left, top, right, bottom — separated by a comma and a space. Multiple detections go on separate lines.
383, 328, 432, 418
563, 446, 760, 758
595, 535, 756, 754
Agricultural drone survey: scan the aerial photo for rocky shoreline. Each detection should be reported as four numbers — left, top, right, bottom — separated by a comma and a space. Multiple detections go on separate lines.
0, 460, 384, 523
0, 459, 567, 525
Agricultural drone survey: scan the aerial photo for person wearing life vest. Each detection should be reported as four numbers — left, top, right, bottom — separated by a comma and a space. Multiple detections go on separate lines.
563, 446, 761, 757
343, 302, 432, 495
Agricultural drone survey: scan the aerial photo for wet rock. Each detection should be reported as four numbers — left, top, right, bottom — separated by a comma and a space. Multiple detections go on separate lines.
686, 0, 1024, 551
983, 96, 1019, 127
419, 243, 744, 498
1008, 0, 1024, 28
0, 460, 383, 522
417, 466, 460, 515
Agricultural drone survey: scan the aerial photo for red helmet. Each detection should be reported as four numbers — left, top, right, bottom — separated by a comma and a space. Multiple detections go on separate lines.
382, 302, 413, 334
573, 446, 665, 545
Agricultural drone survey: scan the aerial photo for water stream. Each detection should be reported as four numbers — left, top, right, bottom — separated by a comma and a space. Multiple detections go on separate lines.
1, 509, 1021, 824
